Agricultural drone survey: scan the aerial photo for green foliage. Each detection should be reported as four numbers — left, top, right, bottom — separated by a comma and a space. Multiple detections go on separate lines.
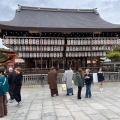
113, 45, 120, 52
0, 53, 8, 62
0, 48, 7, 50
107, 46, 120, 61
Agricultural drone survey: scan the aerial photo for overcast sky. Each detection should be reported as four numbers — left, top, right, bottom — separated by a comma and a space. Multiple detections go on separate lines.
0, 0, 120, 48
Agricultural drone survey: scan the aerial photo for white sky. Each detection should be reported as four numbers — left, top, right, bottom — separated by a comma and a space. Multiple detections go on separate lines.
0, 0, 120, 48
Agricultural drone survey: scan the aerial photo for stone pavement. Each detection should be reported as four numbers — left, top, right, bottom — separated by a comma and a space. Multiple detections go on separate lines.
1, 82, 120, 120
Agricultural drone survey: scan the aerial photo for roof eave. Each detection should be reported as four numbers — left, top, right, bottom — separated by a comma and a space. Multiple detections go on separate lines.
0, 24, 120, 32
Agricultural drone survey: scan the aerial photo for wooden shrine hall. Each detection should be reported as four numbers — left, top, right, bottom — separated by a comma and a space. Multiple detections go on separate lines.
0, 5, 120, 72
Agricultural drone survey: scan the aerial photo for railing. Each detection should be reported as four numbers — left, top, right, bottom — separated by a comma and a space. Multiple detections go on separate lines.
22, 72, 120, 87
103, 72, 120, 82
22, 73, 64, 87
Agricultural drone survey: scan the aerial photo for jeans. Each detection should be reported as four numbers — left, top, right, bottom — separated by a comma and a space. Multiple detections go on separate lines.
85, 84, 91, 98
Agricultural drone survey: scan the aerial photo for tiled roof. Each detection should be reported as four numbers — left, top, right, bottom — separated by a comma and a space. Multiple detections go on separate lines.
0, 5, 119, 32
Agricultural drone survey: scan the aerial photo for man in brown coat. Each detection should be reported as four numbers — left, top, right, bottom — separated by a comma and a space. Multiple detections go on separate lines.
48, 67, 59, 97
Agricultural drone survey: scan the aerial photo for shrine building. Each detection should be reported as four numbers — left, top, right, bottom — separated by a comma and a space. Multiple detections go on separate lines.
0, 5, 120, 72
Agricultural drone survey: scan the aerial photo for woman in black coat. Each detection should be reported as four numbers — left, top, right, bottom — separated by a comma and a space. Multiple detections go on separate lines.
13, 67, 23, 107
97, 68, 104, 92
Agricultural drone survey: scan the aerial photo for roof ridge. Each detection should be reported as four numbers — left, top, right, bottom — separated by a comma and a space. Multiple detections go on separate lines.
17, 5, 98, 14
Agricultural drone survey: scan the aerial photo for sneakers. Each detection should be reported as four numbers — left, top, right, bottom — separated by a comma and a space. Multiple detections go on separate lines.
101, 88, 104, 91
81, 98, 84, 101
15, 101, 23, 108
9, 99, 14, 103
100, 88, 104, 92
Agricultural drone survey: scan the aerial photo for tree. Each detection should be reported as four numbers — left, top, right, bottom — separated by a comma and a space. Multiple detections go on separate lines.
0, 53, 9, 62
0, 48, 10, 62
106, 45, 120, 61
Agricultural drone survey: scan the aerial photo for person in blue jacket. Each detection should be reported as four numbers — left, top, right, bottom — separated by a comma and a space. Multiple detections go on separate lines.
0, 69, 9, 117
84, 69, 93, 98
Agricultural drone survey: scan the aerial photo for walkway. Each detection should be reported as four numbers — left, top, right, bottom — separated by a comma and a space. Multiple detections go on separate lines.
1, 82, 120, 120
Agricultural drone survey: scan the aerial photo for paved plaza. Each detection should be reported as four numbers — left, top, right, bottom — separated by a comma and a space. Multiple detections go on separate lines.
1, 82, 120, 120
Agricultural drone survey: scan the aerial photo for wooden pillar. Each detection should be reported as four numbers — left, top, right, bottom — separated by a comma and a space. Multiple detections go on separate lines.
85, 57, 87, 68
98, 57, 100, 70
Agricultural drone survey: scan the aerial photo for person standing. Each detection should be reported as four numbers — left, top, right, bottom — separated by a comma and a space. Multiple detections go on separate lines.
97, 68, 104, 92
13, 67, 23, 107
84, 69, 93, 98
0, 69, 9, 117
62, 67, 74, 96
7, 67, 15, 103
48, 67, 58, 97
74, 68, 84, 99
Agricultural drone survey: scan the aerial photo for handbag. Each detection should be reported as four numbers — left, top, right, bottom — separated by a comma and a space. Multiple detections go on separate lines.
61, 84, 66, 91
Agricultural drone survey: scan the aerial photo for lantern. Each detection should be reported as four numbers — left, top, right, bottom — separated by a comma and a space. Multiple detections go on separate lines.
17, 39, 21, 45
62, 39, 64, 45
29, 46, 33, 51
32, 39, 35, 45
29, 39, 33, 44
67, 39, 70, 45
30, 53, 32, 58
33, 46, 36, 51
44, 46, 47, 51
51, 46, 53, 51
22, 53, 25, 58
79, 52, 81, 56
21, 39, 25, 44
25, 39, 28, 44
54, 46, 57, 51
88, 52, 90, 56
57, 53, 59, 57
78, 39, 80, 45
36, 39, 39, 44
5, 39, 9, 44
22, 46, 25, 51
53, 53, 56, 57
50, 53, 53, 57
69, 52, 72, 57
71, 39, 73, 45
47, 53, 49, 58
47, 46, 50, 51
81, 39, 83, 45
44, 39, 47, 45
14, 46, 18, 51
48, 39, 51, 45
13, 39, 17, 44
66, 46, 69, 51
10, 38, 14, 44
37, 46, 39, 51
55, 39, 58, 45
58, 39, 61, 45
26, 53, 29, 58
18, 46, 21, 51
74, 39, 77, 45
18, 53, 22, 57
66, 52, 68, 57
37, 53, 39, 58
44, 53, 46, 57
